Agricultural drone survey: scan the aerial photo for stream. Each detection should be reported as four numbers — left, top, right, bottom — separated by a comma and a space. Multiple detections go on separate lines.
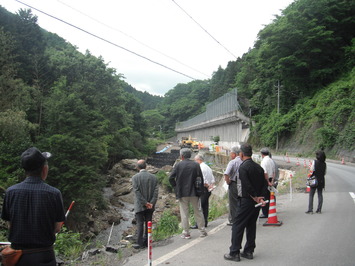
93, 187, 135, 247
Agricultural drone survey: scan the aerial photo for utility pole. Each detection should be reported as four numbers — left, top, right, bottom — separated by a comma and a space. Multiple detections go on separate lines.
275, 80, 282, 151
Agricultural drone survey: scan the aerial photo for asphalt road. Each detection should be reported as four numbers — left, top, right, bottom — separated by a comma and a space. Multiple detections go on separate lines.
123, 160, 355, 266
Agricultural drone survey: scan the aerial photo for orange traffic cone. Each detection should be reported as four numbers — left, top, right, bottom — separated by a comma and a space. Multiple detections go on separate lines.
287, 155, 290, 163
341, 158, 345, 165
263, 192, 282, 226
296, 158, 300, 166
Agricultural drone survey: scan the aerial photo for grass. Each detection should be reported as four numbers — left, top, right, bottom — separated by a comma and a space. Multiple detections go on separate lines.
55, 226, 87, 261
153, 210, 181, 241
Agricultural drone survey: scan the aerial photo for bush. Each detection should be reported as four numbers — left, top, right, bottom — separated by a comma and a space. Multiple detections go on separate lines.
156, 170, 173, 192
208, 196, 228, 221
153, 210, 181, 241
55, 226, 86, 260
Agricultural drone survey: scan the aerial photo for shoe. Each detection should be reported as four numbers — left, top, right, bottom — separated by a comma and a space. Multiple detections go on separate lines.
241, 252, 253, 260
190, 225, 198, 229
132, 244, 144, 249
305, 211, 313, 214
200, 231, 208, 238
259, 214, 268, 218
227, 223, 233, 226
180, 233, 191, 239
316, 210, 322, 214
224, 253, 240, 262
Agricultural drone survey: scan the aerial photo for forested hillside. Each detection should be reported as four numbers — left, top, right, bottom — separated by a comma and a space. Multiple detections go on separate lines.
156, 0, 354, 157
0, 6, 162, 222
0, 0, 354, 230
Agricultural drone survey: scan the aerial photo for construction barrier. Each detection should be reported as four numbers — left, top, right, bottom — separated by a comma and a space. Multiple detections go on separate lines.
263, 192, 282, 226
148, 221, 152, 266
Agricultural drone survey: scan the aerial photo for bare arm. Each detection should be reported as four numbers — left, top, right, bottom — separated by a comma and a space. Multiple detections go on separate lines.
54, 222, 62, 234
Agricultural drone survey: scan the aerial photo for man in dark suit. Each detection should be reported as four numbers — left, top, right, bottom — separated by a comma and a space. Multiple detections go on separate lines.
132, 160, 159, 249
224, 144, 268, 262
169, 148, 207, 239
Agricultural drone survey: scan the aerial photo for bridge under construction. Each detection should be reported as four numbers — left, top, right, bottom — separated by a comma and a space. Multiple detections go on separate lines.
175, 88, 250, 150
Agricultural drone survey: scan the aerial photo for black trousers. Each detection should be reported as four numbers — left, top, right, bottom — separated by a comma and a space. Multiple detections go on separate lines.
230, 198, 260, 255
308, 187, 323, 212
228, 181, 239, 223
200, 187, 211, 227
17, 249, 56, 266
136, 209, 154, 247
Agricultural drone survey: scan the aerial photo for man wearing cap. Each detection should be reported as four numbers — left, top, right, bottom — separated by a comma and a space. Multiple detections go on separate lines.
1, 147, 65, 265
260, 148, 275, 218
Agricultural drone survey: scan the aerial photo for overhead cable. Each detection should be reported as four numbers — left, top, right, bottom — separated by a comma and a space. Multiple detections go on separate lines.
15, 0, 197, 80
57, 0, 209, 78
171, 0, 237, 60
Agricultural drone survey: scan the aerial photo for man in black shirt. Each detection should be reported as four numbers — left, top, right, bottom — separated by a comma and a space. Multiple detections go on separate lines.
1, 147, 65, 265
224, 143, 268, 262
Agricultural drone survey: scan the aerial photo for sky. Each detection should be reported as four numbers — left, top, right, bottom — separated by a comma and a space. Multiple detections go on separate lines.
1, 0, 295, 96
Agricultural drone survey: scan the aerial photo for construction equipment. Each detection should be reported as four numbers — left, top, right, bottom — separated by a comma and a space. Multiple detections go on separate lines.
180, 135, 200, 149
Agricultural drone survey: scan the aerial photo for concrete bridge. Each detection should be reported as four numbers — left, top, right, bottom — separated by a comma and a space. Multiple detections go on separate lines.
175, 88, 250, 150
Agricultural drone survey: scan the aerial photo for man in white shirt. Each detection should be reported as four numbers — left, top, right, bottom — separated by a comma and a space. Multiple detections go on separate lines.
260, 148, 275, 218
193, 154, 215, 228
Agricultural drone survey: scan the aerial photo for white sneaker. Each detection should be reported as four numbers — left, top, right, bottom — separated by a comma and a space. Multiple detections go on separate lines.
180, 233, 191, 239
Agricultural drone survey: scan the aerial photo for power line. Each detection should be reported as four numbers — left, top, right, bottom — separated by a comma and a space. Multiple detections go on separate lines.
14, 0, 197, 80
57, 0, 210, 78
171, 0, 238, 60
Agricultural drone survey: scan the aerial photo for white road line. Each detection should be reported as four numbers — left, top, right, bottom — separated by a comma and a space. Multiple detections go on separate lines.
349, 192, 355, 205
146, 221, 228, 266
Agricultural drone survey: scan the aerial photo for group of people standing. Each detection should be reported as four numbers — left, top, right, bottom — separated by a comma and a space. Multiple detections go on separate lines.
0, 144, 326, 264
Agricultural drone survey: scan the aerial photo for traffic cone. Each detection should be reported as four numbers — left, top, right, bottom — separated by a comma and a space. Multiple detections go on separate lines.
296, 158, 300, 166
305, 185, 311, 193
287, 155, 290, 163
341, 158, 345, 165
263, 192, 282, 226
304, 160, 307, 168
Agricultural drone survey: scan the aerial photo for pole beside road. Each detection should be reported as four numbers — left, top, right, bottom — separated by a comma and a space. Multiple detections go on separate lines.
148, 221, 152, 266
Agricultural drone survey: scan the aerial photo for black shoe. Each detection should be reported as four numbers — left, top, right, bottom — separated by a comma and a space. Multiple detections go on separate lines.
132, 244, 144, 249
241, 252, 253, 260
224, 253, 240, 262
190, 225, 198, 229
227, 222, 233, 226
305, 211, 313, 214
316, 210, 322, 214
259, 214, 268, 218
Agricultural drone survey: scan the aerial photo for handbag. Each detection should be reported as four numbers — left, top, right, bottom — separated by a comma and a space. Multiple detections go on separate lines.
307, 160, 318, 188
0, 245, 23, 266
195, 176, 203, 197
307, 177, 318, 188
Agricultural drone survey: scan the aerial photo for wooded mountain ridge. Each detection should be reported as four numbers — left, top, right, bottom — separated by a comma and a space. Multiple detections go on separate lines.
0, 0, 354, 228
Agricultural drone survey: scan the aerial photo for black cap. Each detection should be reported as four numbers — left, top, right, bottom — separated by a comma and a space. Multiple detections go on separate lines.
21, 147, 52, 171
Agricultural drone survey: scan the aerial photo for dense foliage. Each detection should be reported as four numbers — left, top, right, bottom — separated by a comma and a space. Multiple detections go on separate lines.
0, 6, 161, 225
156, 0, 354, 154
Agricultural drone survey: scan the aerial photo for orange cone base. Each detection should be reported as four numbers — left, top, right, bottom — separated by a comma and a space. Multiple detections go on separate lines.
263, 220, 283, 226
305, 186, 311, 193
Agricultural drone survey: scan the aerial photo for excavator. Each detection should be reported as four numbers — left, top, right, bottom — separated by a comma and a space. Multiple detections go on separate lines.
180, 135, 200, 150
